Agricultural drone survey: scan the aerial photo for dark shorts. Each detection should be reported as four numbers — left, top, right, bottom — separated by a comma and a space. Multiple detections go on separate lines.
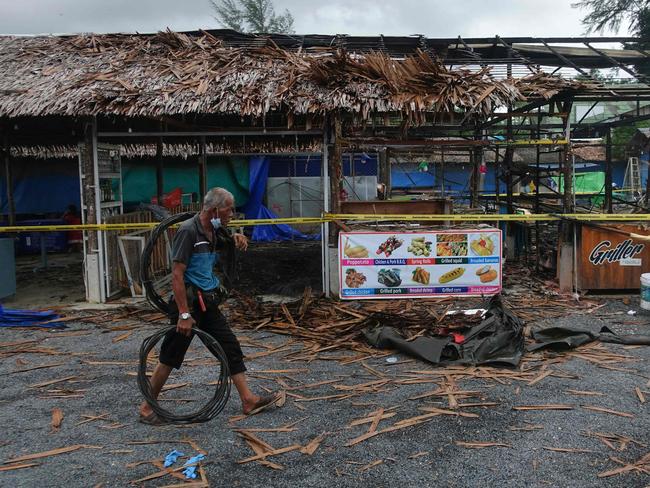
159, 296, 246, 376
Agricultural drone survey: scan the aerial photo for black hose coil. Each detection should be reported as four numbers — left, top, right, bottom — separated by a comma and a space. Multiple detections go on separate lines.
140, 211, 195, 315
138, 326, 231, 423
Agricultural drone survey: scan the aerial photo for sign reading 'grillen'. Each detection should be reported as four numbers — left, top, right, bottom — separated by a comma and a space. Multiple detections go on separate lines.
589, 239, 645, 266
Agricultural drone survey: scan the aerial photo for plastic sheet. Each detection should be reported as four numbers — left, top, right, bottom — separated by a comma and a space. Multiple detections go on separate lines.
0, 304, 62, 328
240, 157, 320, 242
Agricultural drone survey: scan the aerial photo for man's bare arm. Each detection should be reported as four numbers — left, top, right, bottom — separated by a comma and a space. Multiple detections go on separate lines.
172, 261, 194, 336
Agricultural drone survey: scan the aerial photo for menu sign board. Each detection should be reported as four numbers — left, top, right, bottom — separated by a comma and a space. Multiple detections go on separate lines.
339, 229, 502, 299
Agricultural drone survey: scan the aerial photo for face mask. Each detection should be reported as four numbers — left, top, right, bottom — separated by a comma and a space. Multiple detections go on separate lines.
210, 217, 221, 230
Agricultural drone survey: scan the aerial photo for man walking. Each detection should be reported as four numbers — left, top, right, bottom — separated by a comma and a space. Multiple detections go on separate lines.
139, 187, 280, 425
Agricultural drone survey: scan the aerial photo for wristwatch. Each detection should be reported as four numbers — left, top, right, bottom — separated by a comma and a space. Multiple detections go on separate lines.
180, 312, 191, 320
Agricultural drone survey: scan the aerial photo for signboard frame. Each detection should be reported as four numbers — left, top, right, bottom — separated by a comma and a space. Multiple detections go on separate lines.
339, 229, 502, 299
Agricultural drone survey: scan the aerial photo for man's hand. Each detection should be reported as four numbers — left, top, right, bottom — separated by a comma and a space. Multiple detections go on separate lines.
233, 233, 248, 251
176, 314, 195, 337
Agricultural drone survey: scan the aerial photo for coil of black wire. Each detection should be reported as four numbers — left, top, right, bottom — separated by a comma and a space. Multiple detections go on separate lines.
138, 326, 231, 423
140, 211, 195, 315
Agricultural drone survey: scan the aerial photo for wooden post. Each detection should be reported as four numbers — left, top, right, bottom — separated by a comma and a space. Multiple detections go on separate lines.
82, 120, 98, 253
156, 137, 164, 203
471, 129, 482, 209
330, 115, 343, 215
535, 108, 541, 271
328, 114, 343, 243
494, 146, 500, 207
505, 106, 514, 214
378, 147, 390, 199
558, 100, 575, 293
646, 154, 650, 209
605, 128, 613, 213
2, 131, 15, 225
198, 136, 207, 201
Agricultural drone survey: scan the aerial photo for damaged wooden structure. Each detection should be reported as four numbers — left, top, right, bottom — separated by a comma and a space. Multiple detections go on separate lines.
2, 31, 650, 301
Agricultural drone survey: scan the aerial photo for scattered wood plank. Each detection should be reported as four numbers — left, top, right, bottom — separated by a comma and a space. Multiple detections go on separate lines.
358, 459, 383, 472
348, 412, 397, 428
76, 413, 110, 426
131, 460, 208, 484
512, 404, 574, 411
635, 387, 645, 404
111, 331, 132, 343
0, 462, 40, 472
455, 441, 511, 449
408, 452, 429, 459
598, 452, 650, 478
581, 405, 634, 418
509, 424, 543, 431
528, 370, 552, 386
543, 447, 594, 453
6, 362, 66, 375
4, 444, 99, 464
29, 376, 78, 389
51, 408, 63, 431
566, 389, 605, 397
237, 445, 301, 464
300, 432, 328, 456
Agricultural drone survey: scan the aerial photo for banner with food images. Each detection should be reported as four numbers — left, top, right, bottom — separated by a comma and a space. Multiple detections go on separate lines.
339, 230, 502, 299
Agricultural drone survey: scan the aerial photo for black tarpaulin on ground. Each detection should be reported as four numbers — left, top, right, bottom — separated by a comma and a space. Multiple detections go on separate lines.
363, 295, 525, 367
528, 325, 650, 351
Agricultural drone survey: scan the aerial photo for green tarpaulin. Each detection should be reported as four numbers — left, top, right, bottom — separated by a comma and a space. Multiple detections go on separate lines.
121, 156, 250, 206
553, 171, 605, 206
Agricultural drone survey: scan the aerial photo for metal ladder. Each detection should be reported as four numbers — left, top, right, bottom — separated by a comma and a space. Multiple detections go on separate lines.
623, 156, 642, 195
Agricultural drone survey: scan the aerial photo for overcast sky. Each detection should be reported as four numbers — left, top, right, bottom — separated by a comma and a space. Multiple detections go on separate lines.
0, 0, 632, 37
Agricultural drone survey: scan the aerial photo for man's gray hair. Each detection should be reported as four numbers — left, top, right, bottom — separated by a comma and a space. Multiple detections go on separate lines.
203, 187, 234, 210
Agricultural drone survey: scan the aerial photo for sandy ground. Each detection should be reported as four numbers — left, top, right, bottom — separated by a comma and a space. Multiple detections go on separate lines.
0, 295, 648, 487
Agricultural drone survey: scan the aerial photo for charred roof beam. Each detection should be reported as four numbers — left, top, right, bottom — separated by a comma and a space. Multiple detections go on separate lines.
495, 35, 538, 75
584, 42, 650, 85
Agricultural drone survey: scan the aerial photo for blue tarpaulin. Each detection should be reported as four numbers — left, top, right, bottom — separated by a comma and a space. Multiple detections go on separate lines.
240, 157, 320, 242
0, 304, 63, 328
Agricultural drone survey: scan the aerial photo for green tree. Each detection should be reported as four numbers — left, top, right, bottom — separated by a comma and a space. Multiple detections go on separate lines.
572, 0, 650, 33
573, 1, 650, 78
210, 0, 295, 33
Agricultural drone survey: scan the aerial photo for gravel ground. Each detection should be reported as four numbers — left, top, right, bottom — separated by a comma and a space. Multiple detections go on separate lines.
0, 297, 648, 488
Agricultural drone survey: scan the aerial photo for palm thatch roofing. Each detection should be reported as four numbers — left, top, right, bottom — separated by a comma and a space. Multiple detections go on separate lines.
0, 30, 585, 125
9, 137, 323, 159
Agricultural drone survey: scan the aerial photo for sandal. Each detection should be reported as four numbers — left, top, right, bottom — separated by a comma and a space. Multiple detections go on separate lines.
245, 391, 283, 416
138, 411, 168, 426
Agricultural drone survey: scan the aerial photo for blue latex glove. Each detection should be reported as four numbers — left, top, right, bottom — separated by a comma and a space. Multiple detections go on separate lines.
182, 454, 206, 479
163, 449, 184, 468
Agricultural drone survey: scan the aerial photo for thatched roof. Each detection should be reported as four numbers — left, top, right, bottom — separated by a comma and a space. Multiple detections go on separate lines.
10, 137, 323, 159
0, 30, 584, 124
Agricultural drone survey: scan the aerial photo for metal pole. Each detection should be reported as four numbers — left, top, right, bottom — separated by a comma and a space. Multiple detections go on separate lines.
2, 131, 15, 226
321, 120, 330, 298
535, 107, 541, 272
92, 116, 107, 302
605, 128, 613, 213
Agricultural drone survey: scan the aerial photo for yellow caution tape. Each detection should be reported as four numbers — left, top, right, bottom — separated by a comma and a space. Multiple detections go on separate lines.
0, 212, 647, 233
0, 217, 324, 233
326, 213, 650, 222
